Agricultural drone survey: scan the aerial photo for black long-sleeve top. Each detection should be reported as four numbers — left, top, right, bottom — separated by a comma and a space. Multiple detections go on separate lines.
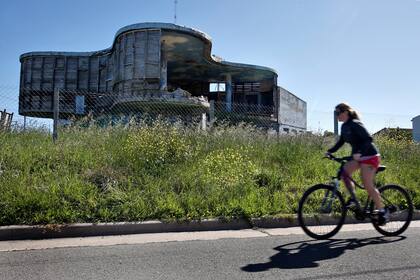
328, 118, 379, 156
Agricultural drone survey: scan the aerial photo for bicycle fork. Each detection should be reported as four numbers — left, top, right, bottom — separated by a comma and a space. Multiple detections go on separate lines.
320, 180, 340, 213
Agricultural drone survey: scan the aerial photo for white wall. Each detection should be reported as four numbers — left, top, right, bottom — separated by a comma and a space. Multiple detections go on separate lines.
278, 87, 307, 132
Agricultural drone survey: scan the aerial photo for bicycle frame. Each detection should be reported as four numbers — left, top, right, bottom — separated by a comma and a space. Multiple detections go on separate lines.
327, 156, 376, 220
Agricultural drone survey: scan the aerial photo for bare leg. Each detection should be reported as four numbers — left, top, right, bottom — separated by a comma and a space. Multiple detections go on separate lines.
342, 160, 360, 194
360, 164, 384, 209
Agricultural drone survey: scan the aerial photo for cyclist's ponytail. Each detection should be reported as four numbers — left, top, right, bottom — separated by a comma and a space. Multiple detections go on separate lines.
348, 108, 360, 120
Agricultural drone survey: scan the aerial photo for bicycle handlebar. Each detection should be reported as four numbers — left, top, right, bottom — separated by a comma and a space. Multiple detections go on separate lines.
325, 154, 353, 163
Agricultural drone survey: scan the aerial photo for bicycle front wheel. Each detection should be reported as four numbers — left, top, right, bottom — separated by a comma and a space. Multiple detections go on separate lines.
298, 184, 346, 239
371, 184, 413, 236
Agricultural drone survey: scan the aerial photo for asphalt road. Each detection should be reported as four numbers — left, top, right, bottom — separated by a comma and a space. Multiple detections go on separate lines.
1, 226, 420, 280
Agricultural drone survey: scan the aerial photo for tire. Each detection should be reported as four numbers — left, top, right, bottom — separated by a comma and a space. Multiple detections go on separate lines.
298, 184, 347, 239
371, 184, 413, 236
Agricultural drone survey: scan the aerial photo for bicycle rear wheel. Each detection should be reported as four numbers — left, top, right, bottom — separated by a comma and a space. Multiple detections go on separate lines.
298, 184, 346, 239
371, 184, 413, 236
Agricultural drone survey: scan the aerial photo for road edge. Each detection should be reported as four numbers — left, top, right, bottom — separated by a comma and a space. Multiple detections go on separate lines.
1, 211, 419, 241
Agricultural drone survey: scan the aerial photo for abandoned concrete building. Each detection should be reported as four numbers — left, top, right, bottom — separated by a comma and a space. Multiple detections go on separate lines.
19, 22, 306, 132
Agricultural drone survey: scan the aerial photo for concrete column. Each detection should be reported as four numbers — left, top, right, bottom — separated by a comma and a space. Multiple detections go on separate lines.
160, 42, 167, 91
225, 74, 232, 112
257, 93, 262, 112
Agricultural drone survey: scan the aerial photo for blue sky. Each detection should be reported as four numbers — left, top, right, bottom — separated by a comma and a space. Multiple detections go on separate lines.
0, 0, 419, 132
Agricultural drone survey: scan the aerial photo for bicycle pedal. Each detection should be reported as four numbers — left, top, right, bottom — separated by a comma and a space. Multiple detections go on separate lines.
354, 210, 365, 221
320, 208, 331, 214
387, 205, 397, 213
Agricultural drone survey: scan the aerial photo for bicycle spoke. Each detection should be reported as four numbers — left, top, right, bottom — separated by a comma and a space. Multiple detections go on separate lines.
299, 185, 346, 239
372, 185, 413, 236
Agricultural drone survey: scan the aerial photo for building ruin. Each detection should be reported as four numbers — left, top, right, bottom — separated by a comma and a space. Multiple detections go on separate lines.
19, 22, 306, 132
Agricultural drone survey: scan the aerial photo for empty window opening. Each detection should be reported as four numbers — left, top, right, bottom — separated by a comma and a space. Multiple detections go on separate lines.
210, 83, 226, 92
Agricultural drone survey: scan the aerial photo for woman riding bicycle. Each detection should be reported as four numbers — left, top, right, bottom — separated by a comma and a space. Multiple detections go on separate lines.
326, 103, 388, 224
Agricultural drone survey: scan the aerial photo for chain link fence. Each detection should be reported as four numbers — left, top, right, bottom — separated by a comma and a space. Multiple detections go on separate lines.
0, 86, 280, 139
213, 101, 276, 124
1, 85, 416, 141
1, 85, 51, 132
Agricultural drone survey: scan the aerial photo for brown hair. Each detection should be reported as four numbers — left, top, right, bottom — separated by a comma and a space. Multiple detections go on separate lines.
335, 103, 360, 120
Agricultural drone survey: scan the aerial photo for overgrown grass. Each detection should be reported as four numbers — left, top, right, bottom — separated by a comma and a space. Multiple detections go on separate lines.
0, 122, 418, 226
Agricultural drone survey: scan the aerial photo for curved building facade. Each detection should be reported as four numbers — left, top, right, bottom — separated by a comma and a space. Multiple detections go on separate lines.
19, 22, 306, 131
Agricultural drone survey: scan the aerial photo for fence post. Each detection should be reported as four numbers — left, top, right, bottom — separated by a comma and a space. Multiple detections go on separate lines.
53, 88, 60, 142
209, 100, 215, 127
0, 109, 5, 128
8, 113, 13, 130
201, 113, 207, 130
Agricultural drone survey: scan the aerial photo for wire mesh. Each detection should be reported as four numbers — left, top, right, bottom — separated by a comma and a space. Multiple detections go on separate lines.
3, 85, 414, 140
13, 87, 283, 137
212, 101, 277, 129
19, 87, 208, 128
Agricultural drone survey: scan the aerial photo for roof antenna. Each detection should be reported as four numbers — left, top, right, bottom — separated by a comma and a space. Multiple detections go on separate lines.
174, 0, 178, 24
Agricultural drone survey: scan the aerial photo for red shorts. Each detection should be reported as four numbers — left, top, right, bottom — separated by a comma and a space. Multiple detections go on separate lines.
359, 155, 381, 170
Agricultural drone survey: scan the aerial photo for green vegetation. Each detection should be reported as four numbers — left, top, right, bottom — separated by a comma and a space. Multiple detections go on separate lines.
0, 122, 418, 226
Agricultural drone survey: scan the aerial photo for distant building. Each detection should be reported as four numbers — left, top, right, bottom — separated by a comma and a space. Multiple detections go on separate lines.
412, 115, 420, 142
373, 127, 413, 141
19, 22, 306, 131
278, 87, 306, 133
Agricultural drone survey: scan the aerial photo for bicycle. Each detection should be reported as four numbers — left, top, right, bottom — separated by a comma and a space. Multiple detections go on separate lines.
298, 154, 413, 240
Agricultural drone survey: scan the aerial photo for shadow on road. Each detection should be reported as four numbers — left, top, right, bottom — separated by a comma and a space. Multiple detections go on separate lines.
241, 236, 406, 272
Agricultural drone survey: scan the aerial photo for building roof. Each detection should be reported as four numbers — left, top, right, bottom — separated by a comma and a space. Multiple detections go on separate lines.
20, 22, 277, 83
412, 115, 420, 121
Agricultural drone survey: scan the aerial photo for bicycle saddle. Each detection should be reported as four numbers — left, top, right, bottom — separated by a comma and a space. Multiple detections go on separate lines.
376, 165, 386, 174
